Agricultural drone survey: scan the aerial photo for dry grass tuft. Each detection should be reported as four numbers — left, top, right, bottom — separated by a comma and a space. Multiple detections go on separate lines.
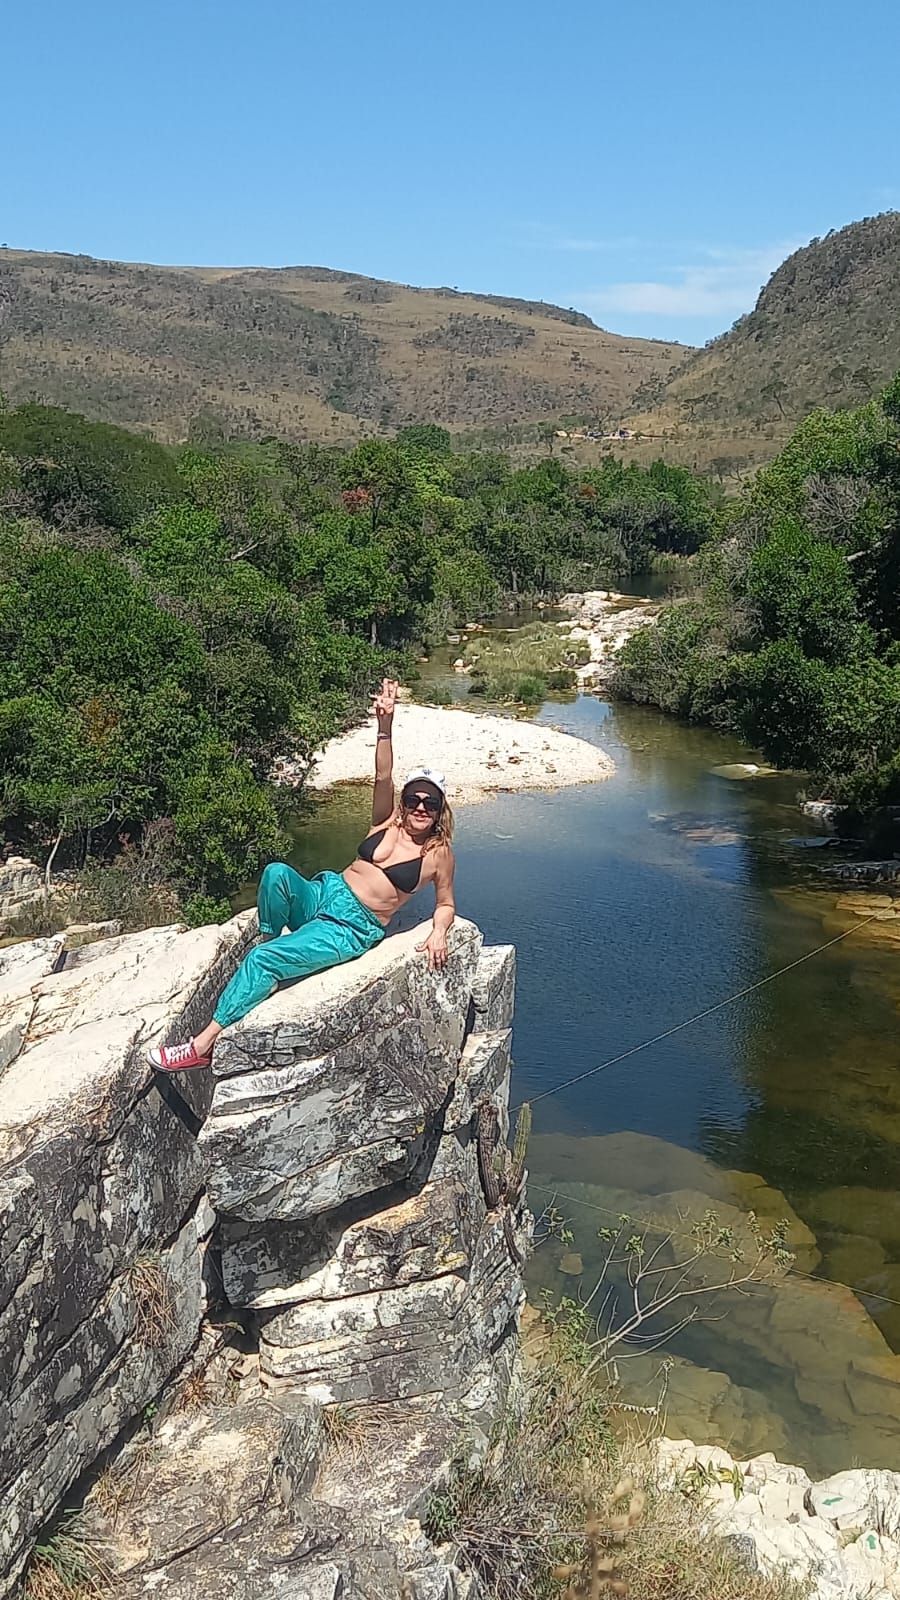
322, 1399, 427, 1464
424, 1320, 810, 1600
128, 1254, 177, 1349
174, 1368, 215, 1412
318, 1395, 425, 1465
88, 1446, 157, 1529
23, 1516, 113, 1600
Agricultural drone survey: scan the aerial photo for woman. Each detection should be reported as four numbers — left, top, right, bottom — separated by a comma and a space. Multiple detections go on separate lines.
149, 679, 456, 1071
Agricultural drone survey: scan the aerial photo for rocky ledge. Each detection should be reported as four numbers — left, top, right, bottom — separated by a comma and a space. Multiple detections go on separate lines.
0, 910, 527, 1599
657, 1439, 900, 1600
557, 589, 660, 689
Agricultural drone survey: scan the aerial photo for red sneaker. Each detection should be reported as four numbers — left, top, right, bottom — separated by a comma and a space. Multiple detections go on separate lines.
148, 1040, 212, 1072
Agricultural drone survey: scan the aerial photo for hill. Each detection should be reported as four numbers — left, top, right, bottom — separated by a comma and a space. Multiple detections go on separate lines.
0, 249, 687, 445
627, 212, 900, 475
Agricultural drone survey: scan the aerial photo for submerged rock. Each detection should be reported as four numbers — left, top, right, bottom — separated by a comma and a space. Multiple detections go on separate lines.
709, 762, 779, 780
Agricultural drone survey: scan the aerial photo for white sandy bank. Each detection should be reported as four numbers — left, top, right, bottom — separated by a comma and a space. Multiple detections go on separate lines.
302, 703, 614, 806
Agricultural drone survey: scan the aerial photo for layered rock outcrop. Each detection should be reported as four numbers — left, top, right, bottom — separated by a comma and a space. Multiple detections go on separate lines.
0, 910, 526, 1598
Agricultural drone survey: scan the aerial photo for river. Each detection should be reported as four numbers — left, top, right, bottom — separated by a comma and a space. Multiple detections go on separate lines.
271, 606, 900, 1475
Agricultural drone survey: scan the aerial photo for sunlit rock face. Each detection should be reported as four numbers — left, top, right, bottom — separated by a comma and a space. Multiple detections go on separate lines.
1, 915, 527, 1598
202, 925, 527, 1408
0, 914, 257, 1594
0, 855, 43, 929
656, 1440, 900, 1600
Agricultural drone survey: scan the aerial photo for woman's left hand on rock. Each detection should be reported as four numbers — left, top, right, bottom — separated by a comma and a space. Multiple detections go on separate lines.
417, 929, 449, 972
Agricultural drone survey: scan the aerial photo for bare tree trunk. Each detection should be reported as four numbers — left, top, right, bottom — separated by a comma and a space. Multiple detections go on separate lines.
44, 820, 66, 902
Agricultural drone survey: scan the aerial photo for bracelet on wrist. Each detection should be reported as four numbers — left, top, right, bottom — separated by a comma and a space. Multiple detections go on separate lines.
377, 732, 392, 740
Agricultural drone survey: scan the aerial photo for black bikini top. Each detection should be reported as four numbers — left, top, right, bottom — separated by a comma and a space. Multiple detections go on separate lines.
356, 828, 423, 894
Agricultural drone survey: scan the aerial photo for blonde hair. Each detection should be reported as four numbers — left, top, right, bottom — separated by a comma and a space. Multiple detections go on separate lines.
394, 795, 455, 854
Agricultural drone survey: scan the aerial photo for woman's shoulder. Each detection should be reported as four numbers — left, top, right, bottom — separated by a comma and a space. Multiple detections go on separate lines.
362, 819, 393, 841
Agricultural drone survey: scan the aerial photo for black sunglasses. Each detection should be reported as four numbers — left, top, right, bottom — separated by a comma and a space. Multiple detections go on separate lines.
402, 791, 442, 815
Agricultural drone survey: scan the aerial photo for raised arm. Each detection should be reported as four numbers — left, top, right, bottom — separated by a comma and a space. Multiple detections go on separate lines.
371, 677, 398, 827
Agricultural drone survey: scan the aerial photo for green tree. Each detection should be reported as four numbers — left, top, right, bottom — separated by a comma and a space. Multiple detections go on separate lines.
0, 403, 181, 528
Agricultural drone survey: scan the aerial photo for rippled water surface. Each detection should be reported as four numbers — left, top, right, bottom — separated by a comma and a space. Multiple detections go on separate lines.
275, 631, 900, 1473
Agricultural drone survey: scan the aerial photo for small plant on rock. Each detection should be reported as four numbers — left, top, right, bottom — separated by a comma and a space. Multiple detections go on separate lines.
24, 1515, 111, 1600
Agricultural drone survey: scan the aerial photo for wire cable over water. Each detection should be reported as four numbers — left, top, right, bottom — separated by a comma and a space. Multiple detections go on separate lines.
518, 908, 900, 1323
513, 911, 881, 1111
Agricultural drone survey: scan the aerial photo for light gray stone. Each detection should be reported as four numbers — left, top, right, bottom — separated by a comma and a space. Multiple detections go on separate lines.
211, 920, 483, 1080
222, 1174, 479, 1309
841, 1532, 900, 1600
61, 918, 123, 949
0, 994, 34, 1076
808, 1469, 900, 1539
0, 933, 65, 1008
3, 908, 527, 1597
470, 944, 515, 1031
0, 856, 43, 926
714, 1498, 846, 1591
201, 923, 484, 1223
202, 1017, 439, 1222
84, 1398, 323, 1577
800, 799, 842, 828
0, 1197, 210, 1593
258, 1210, 527, 1405
405, 1570, 459, 1600
0, 913, 256, 1597
288, 1566, 343, 1600
444, 1029, 512, 1134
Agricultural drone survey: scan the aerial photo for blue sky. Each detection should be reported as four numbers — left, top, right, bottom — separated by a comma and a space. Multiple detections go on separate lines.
4, 0, 899, 345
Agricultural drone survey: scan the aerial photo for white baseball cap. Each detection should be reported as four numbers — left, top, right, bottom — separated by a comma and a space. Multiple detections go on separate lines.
402, 767, 447, 797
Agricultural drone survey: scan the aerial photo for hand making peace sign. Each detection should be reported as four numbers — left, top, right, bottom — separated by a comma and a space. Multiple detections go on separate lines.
372, 676, 399, 731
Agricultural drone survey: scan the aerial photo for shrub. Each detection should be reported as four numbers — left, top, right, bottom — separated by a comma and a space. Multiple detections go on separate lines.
426, 1312, 809, 1600
514, 673, 547, 703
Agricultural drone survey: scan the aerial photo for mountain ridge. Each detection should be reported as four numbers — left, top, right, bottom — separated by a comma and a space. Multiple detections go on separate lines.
628, 211, 900, 471
0, 248, 687, 445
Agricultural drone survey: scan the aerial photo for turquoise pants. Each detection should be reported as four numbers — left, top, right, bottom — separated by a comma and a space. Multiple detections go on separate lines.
213, 863, 385, 1029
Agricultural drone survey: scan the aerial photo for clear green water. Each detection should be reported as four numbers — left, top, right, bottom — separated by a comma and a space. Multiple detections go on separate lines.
269, 621, 900, 1473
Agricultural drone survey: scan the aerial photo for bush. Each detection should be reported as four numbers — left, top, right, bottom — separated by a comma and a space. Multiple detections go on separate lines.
514, 673, 547, 703
181, 893, 232, 927
420, 684, 453, 706
465, 623, 587, 704
0, 403, 181, 529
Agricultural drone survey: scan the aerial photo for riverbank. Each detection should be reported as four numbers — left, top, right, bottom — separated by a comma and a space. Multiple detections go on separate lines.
298, 701, 615, 804
558, 588, 661, 688
654, 1438, 900, 1600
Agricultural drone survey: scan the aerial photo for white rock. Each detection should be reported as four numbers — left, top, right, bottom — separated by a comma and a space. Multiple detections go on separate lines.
0, 856, 43, 925
842, 1532, 900, 1600
809, 1469, 900, 1538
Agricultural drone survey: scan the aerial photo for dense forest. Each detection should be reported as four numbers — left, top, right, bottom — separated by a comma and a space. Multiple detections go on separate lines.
0, 403, 713, 918
616, 376, 900, 828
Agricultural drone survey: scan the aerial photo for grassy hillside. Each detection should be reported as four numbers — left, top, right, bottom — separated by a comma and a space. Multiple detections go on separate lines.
627, 211, 900, 474
0, 250, 686, 444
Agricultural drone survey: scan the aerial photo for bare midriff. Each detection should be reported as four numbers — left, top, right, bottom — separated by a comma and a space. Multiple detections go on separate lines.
342, 858, 415, 925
